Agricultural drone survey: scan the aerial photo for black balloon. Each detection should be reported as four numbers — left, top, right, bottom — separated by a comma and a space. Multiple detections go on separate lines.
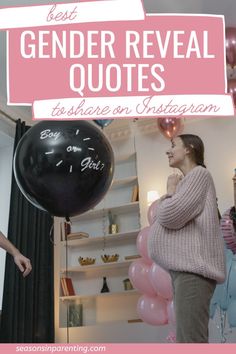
14, 121, 114, 218
94, 119, 113, 128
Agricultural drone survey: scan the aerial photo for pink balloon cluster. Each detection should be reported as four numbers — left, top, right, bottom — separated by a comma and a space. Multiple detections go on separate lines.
220, 208, 236, 254
157, 118, 183, 140
128, 200, 175, 326
226, 27, 236, 69
226, 27, 236, 108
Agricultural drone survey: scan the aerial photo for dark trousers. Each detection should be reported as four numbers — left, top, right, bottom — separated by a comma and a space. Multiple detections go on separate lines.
169, 270, 216, 343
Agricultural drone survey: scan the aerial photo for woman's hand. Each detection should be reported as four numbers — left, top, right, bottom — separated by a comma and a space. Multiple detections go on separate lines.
14, 253, 32, 277
166, 174, 182, 196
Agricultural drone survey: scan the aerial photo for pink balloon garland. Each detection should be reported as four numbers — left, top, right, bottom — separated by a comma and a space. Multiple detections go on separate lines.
136, 227, 152, 264
128, 199, 175, 327
149, 263, 173, 301
137, 294, 168, 326
128, 259, 156, 296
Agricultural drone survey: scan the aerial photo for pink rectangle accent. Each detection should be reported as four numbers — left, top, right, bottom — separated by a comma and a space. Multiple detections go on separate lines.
32, 94, 235, 120
1, 344, 236, 354
7, 15, 226, 107
0, 0, 144, 29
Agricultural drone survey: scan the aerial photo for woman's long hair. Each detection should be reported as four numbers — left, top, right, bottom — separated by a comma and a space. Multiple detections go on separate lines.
178, 134, 206, 168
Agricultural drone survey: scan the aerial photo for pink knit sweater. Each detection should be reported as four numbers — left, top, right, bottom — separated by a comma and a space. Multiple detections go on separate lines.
148, 166, 226, 283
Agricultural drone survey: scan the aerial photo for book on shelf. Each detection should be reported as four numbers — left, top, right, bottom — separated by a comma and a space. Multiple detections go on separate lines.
60, 277, 68, 296
60, 277, 75, 296
131, 184, 139, 202
60, 222, 71, 241
65, 277, 75, 295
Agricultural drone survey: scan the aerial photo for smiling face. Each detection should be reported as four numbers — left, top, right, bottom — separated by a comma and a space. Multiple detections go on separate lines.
166, 137, 188, 168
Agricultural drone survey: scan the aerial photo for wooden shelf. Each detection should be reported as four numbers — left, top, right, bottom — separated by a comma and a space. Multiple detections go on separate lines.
71, 202, 139, 222
111, 176, 137, 189
115, 153, 136, 164
62, 229, 140, 247
61, 260, 133, 273
59, 319, 144, 330
60, 289, 139, 301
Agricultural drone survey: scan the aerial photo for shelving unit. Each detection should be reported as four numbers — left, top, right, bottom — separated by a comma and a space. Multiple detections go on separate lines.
62, 229, 140, 247
114, 152, 136, 164
70, 201, 139, 222
61, 259, 135, 274
60, 289, 139, 302
54, 134, 142, 342
111, 176, 138, 189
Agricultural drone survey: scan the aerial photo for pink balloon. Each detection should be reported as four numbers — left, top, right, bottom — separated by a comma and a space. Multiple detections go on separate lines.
149, 263, 173, 300
128, 259, 156, 296
137, 294, 168, 325
136, 227, 152, 262
148, 200, 158, 225
228, 79, 236, 108
157, 118, 183, 140
167, 300, 176, 325
226, 27, 236, 68
220, 208, 236, 254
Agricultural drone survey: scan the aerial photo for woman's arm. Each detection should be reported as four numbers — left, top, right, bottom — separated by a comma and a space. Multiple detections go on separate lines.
0, 231, 32, 277
157, 167, 209, 230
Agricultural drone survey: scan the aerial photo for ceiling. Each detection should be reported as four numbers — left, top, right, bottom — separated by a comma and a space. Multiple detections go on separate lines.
0, 0, 235, 126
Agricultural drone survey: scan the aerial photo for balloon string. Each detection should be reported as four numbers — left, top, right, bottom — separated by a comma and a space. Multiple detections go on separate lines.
102, 198, 106, 251
65, 219, 70, 344
133, 132, 141, 230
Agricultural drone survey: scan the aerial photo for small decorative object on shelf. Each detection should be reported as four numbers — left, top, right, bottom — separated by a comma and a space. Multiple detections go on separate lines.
101, 254, 119, 263
68, 303, 83, 327
100, 276, 110, 293
78, 257, 96, 266
67, 232, 89, 241
123, 278, 134, 291
131, 184, 139, 202
108, 210, 118, 234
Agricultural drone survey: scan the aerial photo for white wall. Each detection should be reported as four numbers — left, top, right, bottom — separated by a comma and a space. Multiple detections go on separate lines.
0, 142, 14, 309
